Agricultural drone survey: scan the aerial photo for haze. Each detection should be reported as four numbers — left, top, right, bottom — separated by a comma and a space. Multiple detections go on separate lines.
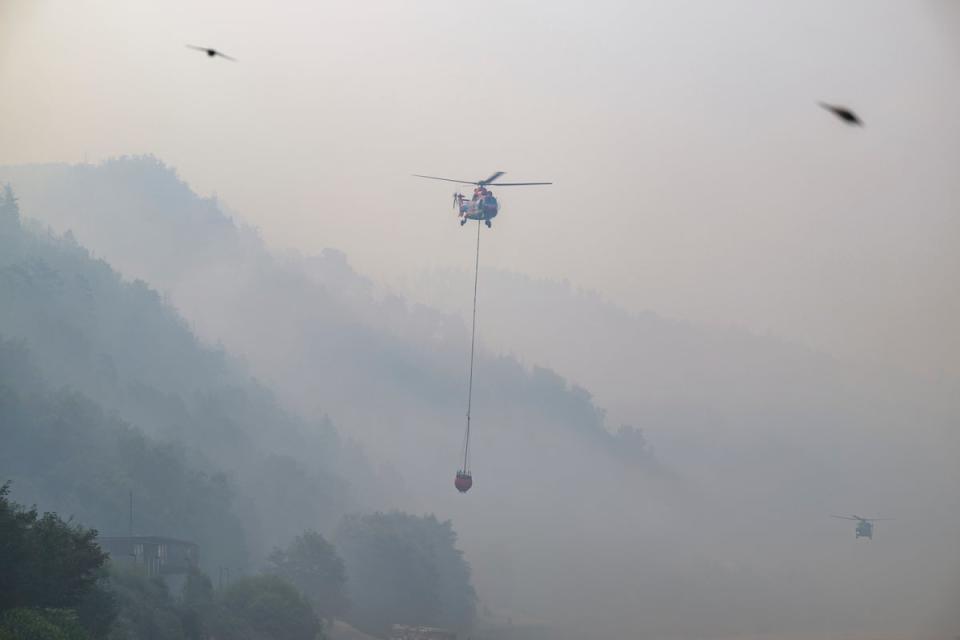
1, 1, 958, 640
2, 0, 958, 377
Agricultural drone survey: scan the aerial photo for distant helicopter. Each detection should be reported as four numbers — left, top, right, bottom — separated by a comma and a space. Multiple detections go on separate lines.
412, 172, 552, 227
830, 515, 893, 540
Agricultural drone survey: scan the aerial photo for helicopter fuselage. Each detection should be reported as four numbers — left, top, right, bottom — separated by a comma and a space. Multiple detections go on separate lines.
413, 171, 550, 227
457, 194, 499, 222
832, 514, 889, 540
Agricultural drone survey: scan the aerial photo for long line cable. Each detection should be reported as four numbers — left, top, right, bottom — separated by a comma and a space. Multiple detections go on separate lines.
462, 220, 481, 472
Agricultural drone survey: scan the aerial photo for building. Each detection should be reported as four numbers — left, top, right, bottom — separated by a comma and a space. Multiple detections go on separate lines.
98, 535, 199, 577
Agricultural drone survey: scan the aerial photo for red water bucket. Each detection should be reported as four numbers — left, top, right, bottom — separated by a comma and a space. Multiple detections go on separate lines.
454, 471, 473, 493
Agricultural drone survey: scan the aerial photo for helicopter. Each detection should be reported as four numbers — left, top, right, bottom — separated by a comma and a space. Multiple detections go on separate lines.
830, 515, 893, 540
412, 171, 552, 227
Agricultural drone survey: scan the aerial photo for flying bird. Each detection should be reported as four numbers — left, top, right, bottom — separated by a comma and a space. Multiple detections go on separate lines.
819, 102, 862, 126
187, 45, 236, 61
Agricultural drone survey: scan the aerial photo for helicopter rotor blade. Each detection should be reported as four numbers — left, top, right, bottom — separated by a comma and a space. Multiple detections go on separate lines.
412, 174, 478, 185
414, 173, 552, 187
830, 515, 859, 521
483, 181, 553, 186
479, 171, 505, 185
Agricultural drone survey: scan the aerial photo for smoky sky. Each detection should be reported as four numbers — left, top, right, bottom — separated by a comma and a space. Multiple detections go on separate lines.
2, 0, 959, 380
2, 5, 960, 636
3, 0, 958, 469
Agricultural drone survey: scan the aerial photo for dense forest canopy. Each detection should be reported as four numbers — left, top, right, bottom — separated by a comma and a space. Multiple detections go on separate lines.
335, 512, 476, 637
0, 182, 369, 566
265, 530, 350, 621
0, 341, 248, 571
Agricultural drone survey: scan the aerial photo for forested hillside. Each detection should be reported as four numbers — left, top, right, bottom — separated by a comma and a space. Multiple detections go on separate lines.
0, 183, 367, 566
0, 337, 248, 571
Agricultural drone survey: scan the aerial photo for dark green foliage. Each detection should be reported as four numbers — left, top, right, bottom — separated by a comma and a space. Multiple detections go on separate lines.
107, 567, 266, 640
103, 566, 323, 640
178, 570, 213, 640
180, 569, 215, 612
18, 514, 106, 611
0, 483, 108, 611
75, 571, 118, 639
106, 569, 186, 640
0, 484, 113, 639
0, 608, 89, 640
266, 530, 349, 620
218, 575, 322, 640
335, 512, 476, 637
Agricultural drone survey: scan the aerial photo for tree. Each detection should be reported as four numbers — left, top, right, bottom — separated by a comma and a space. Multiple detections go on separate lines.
0, 608, 89, 640
334, 512, 476, 637
0, 483, 110, 612
75, 569, 118, 639
0, 483, 114, 639
0, 184, 18, 228
105, 566, 267, 640
179, 569, 215, 640
106, 568, 185, 640
218, 575, 321, 640
265, 530, 349, 620
181, 569, 215, 612
613, 425, 654, 464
